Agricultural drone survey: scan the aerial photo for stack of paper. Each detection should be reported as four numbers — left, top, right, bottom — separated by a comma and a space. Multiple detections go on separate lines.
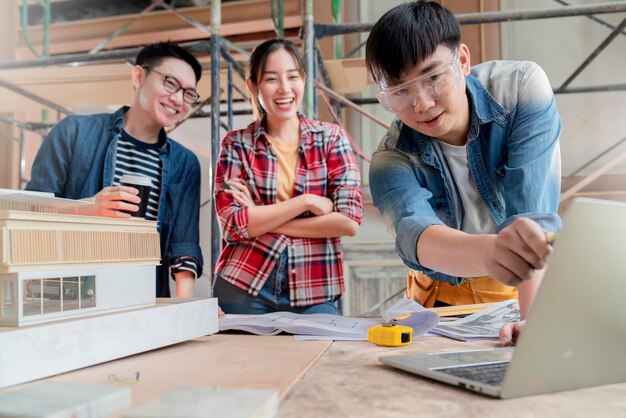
124, 387, 279, 418
219, 299, 440, 341
430, 299, 520, 341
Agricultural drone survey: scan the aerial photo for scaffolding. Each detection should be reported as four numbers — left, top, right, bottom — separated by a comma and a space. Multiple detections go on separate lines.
1, 0, 626, 312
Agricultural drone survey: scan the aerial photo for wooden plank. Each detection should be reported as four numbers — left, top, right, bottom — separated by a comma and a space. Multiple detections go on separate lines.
0, 64, 248, 113
17, 0, 303, 56
324, 58, 369, 95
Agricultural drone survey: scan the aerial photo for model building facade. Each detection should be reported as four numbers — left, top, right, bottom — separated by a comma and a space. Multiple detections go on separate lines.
0, 209, 160, 327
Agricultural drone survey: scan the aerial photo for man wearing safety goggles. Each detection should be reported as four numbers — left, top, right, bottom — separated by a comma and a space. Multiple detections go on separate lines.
366, 1, 562, 344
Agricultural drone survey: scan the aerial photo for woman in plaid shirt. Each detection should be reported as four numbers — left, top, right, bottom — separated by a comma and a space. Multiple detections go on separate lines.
213, 39, 363, 314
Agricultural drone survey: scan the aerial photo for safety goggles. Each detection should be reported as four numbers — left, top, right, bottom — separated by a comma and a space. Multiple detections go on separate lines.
376, 49, 461, 113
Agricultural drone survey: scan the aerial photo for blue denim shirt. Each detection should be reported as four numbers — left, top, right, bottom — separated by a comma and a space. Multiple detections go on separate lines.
370, 61, 562, 285
26, 106, 203, 297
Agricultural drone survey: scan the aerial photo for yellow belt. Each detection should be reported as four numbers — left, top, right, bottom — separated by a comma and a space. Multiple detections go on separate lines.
406, 269, 518, 308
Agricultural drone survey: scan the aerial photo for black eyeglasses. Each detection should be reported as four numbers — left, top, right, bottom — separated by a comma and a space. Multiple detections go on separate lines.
143, 66, 200, 104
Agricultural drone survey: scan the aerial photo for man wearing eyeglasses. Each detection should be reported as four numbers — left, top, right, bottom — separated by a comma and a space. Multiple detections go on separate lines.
366, 1, 561, 343
26, 42, 203, 299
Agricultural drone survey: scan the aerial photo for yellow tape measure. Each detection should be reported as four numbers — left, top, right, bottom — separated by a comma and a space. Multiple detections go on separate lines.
367, 323, 413, 347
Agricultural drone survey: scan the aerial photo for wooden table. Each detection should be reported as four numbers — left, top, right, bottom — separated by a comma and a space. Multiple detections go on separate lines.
278, 336, 626, 418
4, 333, 626, 417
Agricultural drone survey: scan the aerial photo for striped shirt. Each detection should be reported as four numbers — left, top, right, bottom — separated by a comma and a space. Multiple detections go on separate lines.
114, 129, 198, 279
113, 129, 162, 221
214, 114, 363, 307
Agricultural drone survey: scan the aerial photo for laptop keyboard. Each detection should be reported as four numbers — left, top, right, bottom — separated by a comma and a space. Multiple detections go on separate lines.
436, 362, 509, 386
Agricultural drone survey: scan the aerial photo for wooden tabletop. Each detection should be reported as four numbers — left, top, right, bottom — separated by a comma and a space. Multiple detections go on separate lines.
49, 334, 329, 406
4, 333, 625, 417
278, 336, 626, 418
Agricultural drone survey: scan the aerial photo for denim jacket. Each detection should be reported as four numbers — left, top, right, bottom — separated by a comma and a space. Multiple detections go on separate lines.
26, 106, 203, 297
370, 61, 562, 285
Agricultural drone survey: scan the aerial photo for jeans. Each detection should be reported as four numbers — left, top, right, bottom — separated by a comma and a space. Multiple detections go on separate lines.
214, 250, 338, 315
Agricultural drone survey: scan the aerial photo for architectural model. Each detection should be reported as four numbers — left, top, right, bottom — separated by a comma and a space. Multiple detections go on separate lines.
0, 210, 160, 326
0, 190, 218, 389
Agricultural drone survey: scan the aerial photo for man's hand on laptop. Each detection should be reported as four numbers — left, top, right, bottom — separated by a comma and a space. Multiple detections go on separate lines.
484, 218, 553, 286
500, 320, 525, 346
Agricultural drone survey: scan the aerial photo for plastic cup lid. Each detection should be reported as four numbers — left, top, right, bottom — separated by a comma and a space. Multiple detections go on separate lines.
121, 173, 152, 186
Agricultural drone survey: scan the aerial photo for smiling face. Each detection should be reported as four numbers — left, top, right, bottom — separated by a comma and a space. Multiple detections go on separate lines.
132, 57, 197, 128
393, 44, 472, 145
247, 47, 305, 124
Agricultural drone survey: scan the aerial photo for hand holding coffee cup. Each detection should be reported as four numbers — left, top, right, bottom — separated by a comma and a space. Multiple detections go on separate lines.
121, 174, 152, 218
60, 185, 140, 218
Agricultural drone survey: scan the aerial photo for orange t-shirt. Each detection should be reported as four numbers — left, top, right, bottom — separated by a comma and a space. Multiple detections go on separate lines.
267, 136, 299, 202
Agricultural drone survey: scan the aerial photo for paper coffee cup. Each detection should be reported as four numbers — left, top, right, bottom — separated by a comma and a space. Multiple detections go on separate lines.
121, 174, 152, 218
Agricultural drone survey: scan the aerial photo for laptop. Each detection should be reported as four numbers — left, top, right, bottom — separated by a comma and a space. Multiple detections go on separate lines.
379, 198, 626, 398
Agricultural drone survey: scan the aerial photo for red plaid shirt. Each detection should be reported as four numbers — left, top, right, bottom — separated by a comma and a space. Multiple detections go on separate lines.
214, 114, 363, 306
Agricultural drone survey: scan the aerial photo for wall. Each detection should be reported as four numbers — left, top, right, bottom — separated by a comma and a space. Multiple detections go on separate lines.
501, 0, 626, 180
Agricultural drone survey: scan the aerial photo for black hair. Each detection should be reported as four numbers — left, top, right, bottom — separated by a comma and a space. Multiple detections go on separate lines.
366, 1, 460, 87
135, 41, 202, 83
248, 39, 305, 120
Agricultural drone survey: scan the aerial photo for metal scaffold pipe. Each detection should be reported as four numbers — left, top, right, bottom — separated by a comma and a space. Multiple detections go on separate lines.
0, 41, 212, 70
314, 81, 389, 130
313, 1, 626, 38
210, 0, 222, 281
557, 15, 626, 92
0, 79, 74, 116
303, 0, 316, 119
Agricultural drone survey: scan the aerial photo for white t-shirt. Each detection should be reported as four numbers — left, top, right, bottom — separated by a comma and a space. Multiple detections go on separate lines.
437, 140, 497, 235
